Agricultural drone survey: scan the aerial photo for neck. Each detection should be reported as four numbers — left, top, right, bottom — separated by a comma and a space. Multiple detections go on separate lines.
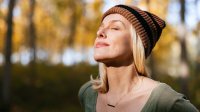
106, 63, 139, 95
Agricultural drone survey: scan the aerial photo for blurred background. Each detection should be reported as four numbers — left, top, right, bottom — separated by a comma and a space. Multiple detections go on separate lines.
0, 0, 200, 111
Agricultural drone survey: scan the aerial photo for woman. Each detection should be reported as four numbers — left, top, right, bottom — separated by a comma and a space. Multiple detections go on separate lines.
78, 4, 198, 112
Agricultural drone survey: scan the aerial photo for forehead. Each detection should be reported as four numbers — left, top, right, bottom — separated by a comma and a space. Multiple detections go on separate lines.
102, 14, 131, 26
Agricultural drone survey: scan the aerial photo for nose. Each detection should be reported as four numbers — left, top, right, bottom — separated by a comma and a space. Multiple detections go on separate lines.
97, 27, 107, 39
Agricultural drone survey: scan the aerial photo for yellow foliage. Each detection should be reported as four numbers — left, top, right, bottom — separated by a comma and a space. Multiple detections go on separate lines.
153, 25, 178, 61
74, 0, 102, 47
0, 18, 6, 52
13, 16, 25, 51
138, 0, 169, 19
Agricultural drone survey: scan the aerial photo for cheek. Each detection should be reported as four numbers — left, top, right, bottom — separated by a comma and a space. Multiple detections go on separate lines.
111, 34, 132, 53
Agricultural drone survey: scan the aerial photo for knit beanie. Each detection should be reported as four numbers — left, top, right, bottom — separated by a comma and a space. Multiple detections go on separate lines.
102, 4, 166, 58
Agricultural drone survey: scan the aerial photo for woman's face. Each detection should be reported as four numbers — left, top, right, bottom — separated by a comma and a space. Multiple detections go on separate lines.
94, 14, 133, 65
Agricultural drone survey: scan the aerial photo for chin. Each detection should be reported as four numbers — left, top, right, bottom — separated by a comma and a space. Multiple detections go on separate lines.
94, 55, 110, 63
94, 56, 105, 62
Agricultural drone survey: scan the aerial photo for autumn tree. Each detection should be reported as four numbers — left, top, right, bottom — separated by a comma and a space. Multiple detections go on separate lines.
29, 0, 36, 64
2, 0, 16, 111
178, 0, 189, 97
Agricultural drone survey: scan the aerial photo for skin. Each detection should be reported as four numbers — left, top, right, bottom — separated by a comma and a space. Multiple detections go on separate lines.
94, 14, 133, 67
94, 14, 159, 111
94, 13, 137, 95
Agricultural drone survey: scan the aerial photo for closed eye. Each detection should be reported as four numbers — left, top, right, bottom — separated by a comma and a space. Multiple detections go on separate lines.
111, 27, 119, 30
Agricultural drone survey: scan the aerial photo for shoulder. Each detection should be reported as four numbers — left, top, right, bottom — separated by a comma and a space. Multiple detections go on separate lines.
153, 83, 198, 112
78, 81, 96, 106
171, 96, 199, 112
78, 81, 93, 98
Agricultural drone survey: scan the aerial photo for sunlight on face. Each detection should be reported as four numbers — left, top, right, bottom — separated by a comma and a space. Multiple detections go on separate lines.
94, 14, 133, 65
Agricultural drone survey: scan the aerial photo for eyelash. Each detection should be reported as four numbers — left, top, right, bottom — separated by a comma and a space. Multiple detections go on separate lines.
110, 27, 119, 30
98, 25, 120, 31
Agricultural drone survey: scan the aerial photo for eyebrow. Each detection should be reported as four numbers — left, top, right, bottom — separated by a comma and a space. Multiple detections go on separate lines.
100, 20, 126, 28
109, 20, 126, 28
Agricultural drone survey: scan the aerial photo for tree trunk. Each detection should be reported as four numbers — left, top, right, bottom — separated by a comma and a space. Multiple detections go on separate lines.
67, 2, 77, 47
194, 0, 200, 76
146, 0, 150, 11
2, 0, 16, 111
179, 0, 189, 97
28, 0, 37, 86
29, 0, 36, 64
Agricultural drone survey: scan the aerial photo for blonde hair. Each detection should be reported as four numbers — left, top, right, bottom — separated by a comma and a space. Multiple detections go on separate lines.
91, 25, 148, 93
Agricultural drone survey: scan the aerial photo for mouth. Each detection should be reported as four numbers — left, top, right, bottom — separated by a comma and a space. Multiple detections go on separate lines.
95, 42, 109, 48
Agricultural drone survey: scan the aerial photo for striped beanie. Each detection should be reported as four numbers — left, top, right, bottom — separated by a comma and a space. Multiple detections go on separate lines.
102, 4, 166, 58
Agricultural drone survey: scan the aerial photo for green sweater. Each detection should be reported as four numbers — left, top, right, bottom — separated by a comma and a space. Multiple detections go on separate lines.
78, 81, 199, 112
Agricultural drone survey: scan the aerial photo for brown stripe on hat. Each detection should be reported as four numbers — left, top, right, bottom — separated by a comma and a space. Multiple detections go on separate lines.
129, 6, 158, 49
102, 4, 166, 58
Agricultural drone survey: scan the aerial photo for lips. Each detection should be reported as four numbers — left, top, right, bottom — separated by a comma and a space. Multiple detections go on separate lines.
95, 42, 109, 48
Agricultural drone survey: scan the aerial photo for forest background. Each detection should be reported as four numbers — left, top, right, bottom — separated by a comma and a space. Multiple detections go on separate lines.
0, 0, 200, 111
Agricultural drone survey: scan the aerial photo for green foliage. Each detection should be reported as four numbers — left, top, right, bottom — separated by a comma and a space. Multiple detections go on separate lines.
0, 63, 199, 111
0, 63, 98, 111
0, 63, 200, 112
